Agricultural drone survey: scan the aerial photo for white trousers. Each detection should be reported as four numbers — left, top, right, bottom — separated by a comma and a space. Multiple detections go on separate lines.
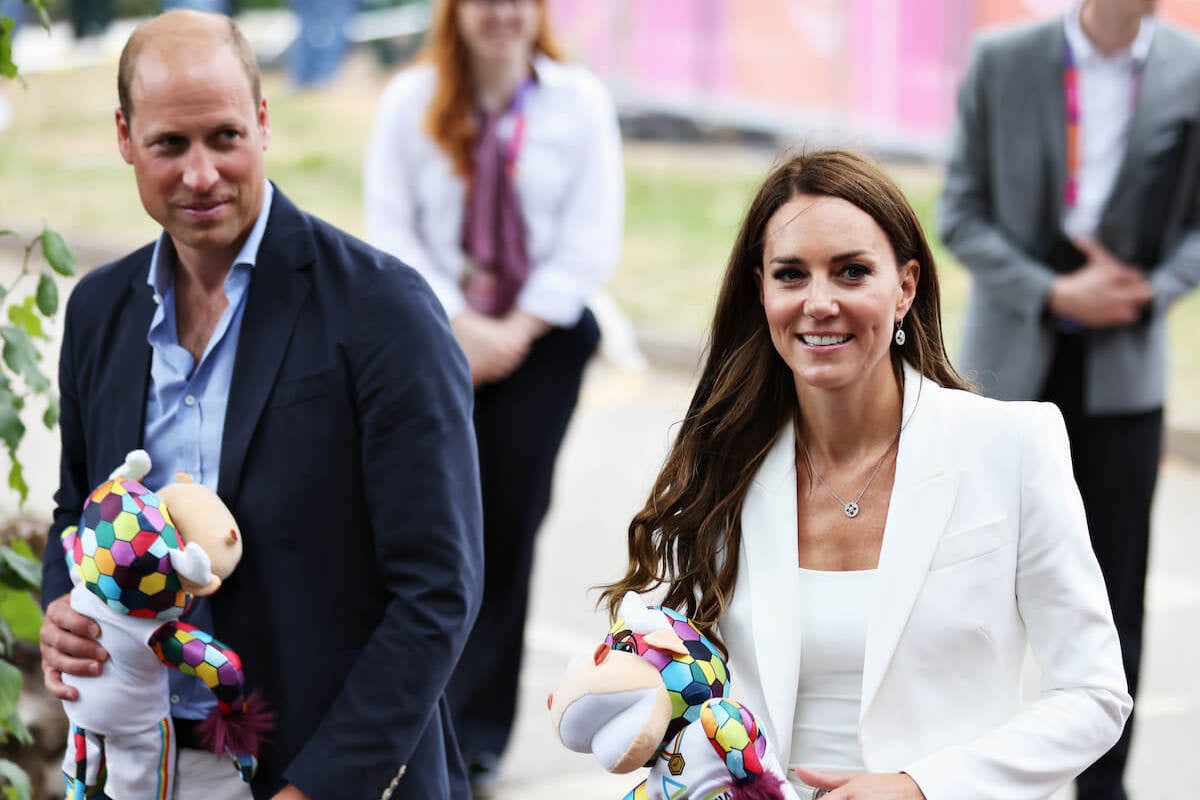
173, 748, 254, 800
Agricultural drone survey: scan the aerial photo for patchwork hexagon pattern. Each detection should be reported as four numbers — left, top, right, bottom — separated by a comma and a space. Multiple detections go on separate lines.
65, 477, 187, 619
700, 698, 769, 781
150, 621, 249, 713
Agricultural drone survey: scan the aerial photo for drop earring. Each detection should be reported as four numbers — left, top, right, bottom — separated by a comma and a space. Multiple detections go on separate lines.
893, 318, 906, 346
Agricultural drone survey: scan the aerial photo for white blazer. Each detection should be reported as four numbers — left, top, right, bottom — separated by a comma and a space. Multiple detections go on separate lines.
719, 363, 1131, 800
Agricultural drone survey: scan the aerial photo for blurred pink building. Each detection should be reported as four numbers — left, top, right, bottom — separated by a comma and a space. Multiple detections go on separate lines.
546, 0, 1200, 156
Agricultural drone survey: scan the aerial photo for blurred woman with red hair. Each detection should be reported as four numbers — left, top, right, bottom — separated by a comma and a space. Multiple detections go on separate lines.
364, 0, 623, 791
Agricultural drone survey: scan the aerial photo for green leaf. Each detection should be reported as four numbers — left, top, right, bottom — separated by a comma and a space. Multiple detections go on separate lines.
0, 18, 16, 81
31, 0, 50, 32
6, 541, 32, 560
34, 272, 56, 317
0, 394, 23, 454
0, 546, 40, 591
0, 325, 49, 393
0, 589, 41, 644
41, 391, 58, 429
0, 613, 11, 657
40, 225, 76, 277
6, 298, 45, 341
6, 461, 26, 505
0, 660, 30, 748
0, 759, 32, 800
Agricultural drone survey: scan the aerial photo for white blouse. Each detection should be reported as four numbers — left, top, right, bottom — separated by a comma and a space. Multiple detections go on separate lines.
789, 567, 876, 775
363, 55, 624, 327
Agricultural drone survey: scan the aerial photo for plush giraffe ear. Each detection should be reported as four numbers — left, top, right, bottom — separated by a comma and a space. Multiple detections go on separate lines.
108, 449, 151, 482
619, 592, 671, 634
642, 628, 689, 657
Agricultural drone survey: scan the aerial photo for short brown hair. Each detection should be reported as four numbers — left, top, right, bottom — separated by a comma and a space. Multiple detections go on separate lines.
117, 10, 261, 122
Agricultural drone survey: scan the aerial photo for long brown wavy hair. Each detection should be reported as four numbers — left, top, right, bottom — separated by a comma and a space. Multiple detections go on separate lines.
416, 0, 566, 177
599, 148, 969, 653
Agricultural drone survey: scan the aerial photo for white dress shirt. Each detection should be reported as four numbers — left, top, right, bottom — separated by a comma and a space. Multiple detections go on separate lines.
1062, 5, 1155, 239
363, 55, 624, 326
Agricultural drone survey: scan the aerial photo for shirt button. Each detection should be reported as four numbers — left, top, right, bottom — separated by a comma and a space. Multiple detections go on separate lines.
184, 395, 196, 407
170, 694, 181, 704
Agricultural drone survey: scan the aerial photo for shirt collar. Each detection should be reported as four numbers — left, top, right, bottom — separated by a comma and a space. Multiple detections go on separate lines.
146, 179, 274, 294
530, 53, 567, 87
1065, 3, 1156, 67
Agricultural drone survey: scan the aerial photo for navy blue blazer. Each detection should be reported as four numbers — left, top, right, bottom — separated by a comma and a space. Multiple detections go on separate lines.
42, 188, 484, 800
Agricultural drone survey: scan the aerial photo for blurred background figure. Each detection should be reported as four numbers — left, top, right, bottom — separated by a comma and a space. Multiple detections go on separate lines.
287, 0, 357, 87
161, 0, 231, 13
939, 1, 1200, 798
362, 0, 623, 793
68, 0, 111, 40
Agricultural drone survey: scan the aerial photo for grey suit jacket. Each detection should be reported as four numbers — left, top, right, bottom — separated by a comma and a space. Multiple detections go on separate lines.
940, 17, 1200, 414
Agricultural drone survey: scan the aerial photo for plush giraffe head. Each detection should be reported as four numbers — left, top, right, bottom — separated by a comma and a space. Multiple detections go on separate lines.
548, 592, 729, 773
63, 452, 242, 618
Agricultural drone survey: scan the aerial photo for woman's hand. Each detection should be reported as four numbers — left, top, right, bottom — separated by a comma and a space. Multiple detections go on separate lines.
452, 310, 531, 387
793, 766, 926, 799
39, 594, 108, 700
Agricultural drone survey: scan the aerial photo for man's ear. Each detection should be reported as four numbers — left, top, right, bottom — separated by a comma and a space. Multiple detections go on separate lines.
116, 108, 134, 165
258, 96, 271, 150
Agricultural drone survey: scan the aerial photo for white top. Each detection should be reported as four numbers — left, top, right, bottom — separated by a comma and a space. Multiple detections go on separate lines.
363, 55, 624, 326
1061, 4, 1156, 239
789, 567, 875, 774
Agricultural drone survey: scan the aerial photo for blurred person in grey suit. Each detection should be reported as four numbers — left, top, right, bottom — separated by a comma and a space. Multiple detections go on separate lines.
940, 1, 1200, 798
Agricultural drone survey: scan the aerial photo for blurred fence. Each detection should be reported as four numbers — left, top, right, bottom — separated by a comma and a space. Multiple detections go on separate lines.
547, 0, 1200, 159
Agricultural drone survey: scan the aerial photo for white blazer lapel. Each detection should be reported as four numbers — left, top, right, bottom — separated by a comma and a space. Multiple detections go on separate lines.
740, 424, 803, 757
860, 366, 959, 719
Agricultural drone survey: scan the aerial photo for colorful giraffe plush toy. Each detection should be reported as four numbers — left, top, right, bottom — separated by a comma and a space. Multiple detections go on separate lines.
60, 450, 271, 800
548, 592, 794, 800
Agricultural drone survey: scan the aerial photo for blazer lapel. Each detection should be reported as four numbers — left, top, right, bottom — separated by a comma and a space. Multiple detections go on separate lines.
1037, 22, 1069, 231
217, 191, 313, 507
860, 366, 958, 719
108, 270, 157, 459
1099, 29, 1180, 252
742, 424, 803, 754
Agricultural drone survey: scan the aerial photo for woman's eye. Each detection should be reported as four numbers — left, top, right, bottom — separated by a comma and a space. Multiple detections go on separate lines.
772, 268, 804, 282
843, 263, 870, 280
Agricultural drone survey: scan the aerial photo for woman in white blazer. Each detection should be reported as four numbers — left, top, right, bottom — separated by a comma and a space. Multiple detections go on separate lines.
601, 149, 1130, 800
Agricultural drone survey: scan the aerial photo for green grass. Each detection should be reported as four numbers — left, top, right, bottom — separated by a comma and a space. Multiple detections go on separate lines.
3, 57, 1200, 418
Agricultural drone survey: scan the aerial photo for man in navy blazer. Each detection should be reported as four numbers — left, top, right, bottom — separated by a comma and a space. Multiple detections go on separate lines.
37, 10, 482, 800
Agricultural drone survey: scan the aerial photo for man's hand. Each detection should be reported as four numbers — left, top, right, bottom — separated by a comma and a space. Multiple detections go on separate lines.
39, 595, 107, 701
451, 310, 532, 387
1048, 237, 1154, 327
270, 785, 311, 800
792, 765, 926, 799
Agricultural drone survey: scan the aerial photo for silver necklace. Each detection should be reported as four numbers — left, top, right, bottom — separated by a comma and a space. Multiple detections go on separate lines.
800, 433, 899, 518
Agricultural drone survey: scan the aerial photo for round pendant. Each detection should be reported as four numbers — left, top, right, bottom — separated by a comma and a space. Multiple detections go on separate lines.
843, 502, 860, 518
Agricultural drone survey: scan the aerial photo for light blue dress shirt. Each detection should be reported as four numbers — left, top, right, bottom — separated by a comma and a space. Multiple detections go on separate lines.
143, 181, 273, 720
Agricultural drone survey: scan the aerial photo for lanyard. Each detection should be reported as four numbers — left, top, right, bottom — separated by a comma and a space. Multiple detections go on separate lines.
499, 77, 536, 177
1062, 39, 1143, 209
